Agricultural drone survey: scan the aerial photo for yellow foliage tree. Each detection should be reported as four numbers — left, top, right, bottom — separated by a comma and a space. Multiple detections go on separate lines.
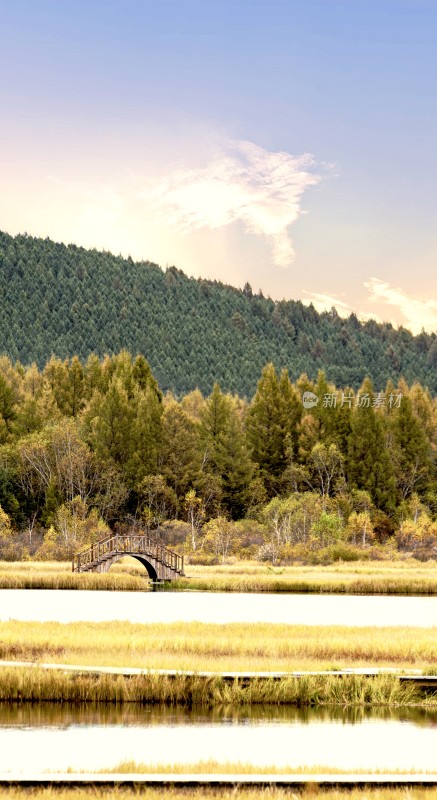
346, 511, 374, 548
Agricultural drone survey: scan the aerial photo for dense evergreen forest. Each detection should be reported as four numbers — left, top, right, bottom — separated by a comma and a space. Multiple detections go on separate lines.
0, 352, 436, 563
1, 230, 437, 397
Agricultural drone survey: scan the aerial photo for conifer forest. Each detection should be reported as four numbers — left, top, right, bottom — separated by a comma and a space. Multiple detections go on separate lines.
0, 230, 436, 563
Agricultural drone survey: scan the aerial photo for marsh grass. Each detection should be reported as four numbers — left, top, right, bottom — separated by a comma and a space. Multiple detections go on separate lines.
0, 668, 432, 707
174, 576, 437, 594
0, 562, 148, 591
173, 560, 437, 594
1, 559, 437, 594
107, 760, 437, 775
1, 620, 437, 672
3, 789, 437, 800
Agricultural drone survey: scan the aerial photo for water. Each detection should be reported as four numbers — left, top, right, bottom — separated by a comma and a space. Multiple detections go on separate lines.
1, 589, 437, 626
1, 705, 436, 773
1, 590, 436, 775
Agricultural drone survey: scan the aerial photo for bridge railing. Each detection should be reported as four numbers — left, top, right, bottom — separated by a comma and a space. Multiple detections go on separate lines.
72, 533, 184, 576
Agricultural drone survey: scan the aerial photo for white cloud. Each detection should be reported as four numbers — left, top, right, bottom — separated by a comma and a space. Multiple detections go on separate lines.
143, 138, 320, 268
302, 280, 437, 334
364, 278, 437, 334
302, 291, 354, 316
302, 291, 381, 322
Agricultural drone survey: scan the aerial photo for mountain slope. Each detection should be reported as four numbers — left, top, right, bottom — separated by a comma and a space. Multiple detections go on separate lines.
0, 230, 436, 396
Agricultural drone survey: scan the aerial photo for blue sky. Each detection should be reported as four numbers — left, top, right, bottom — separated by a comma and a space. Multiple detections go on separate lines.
1, 0, 436, 331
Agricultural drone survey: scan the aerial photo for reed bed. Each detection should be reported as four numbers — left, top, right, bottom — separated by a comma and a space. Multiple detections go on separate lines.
174, 575, 437, 594
175, 560, 437, 594
0, 668, 433, 707
106, 760, 437, 775
1, 620, 437, 672
0, 566, 147, 591
1, 559, 436, 594
3, 789, 437, 800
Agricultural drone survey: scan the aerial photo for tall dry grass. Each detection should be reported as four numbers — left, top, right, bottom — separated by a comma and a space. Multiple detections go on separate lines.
1, 620, 437, 672
174, 559, 437, 594
107, 760, 437, 775
0, 561, 148, 590
0, 668, 432, 707
2, 783, 437, 800
1, 558, 437, 594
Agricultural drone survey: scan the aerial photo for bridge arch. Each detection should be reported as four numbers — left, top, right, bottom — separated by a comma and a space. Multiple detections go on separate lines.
108, 554, 158, 581
73, 533, 184, 581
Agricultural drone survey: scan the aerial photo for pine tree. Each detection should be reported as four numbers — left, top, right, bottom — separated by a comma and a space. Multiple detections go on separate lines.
347, 377, 397, 513
200, 383, 233, 473
246, 364, 300, 495
0, 373, 17, 443
389, 390, 432, 499
214, 409, 254, 519
160, 398, 202, 502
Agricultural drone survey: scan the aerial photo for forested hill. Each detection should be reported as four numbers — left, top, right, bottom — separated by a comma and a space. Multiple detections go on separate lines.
1, 229, 436, 396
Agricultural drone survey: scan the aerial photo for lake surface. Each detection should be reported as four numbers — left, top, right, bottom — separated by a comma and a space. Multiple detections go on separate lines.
1, 589, 437, 626
1, 705, 436, 773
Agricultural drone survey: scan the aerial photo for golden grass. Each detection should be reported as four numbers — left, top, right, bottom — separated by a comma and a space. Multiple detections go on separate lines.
175, 559, 437, 594
0, 561, 148, 590
106, 760, 437, 775
2, 786, 437, 800
1, 558, 437, 594
0, 668, 430, 706
1, 620, 437, 672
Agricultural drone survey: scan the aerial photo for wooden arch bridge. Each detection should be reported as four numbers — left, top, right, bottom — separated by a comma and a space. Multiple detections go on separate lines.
72, 533, 184, 582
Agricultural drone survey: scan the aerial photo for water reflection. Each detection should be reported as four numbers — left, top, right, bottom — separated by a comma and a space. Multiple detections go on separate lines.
0, 703, 437, 773
1, 702, 436, 729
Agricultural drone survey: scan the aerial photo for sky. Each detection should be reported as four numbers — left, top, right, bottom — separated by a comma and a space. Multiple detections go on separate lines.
1, 0, 436, 333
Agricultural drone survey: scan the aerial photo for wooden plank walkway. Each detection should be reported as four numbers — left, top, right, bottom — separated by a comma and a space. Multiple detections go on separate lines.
1, 660, 437, 687
1, 773, 437, 787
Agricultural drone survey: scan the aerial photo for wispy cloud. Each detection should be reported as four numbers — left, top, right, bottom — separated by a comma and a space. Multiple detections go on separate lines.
302, 290, 381, 322
302, 279, 437, 334
144, 138, 321, 268
364, 277, 437, 334
302, 291, 354, 316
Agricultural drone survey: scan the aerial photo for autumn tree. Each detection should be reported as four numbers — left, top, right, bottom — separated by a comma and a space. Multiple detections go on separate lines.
184, 488, 205, 551
137, 474, 178, 531
0, 504, 13, 559
203, 516, 236, 563
307, 442, 344, 505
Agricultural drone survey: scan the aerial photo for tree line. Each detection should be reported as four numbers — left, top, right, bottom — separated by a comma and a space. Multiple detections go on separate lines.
0, 352, 436, 563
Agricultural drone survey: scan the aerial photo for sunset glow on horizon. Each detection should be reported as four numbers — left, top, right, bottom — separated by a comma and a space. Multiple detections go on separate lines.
1, 0, 436, 332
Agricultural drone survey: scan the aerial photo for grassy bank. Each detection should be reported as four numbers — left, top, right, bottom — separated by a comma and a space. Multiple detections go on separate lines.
174, 560, 437, 595
0, 668, 432, 706
0, 561, 148, 590
1, 620, 437, 672
1, 558, 437, 593
2, 785, 437, 800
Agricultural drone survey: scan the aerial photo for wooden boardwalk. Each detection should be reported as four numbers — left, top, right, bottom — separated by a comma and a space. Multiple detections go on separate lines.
72, 533, 184, 581
2, 660, 437, 689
